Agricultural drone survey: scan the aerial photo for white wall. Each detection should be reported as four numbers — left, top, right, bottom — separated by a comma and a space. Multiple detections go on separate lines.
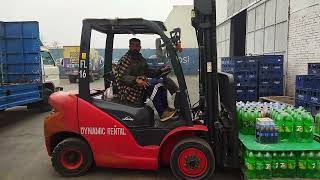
164, 5, 198, 48
217, 0, 228, 24
287, 0, 320, 96
217, 20, 231, 71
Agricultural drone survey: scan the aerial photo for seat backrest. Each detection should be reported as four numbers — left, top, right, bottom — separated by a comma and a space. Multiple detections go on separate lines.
93, 99, 154, 128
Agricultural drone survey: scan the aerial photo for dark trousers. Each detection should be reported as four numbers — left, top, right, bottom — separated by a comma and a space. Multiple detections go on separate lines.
146, 78, 169, 116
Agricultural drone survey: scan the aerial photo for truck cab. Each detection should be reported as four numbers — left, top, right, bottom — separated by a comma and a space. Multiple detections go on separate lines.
41, 46, 61, 91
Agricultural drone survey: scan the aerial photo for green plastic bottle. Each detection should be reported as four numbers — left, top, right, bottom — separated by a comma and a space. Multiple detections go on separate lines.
276, 113, 285, 141
245, 152, 256, 179
297, 152, 307, 178
272, 152, 280, 177
315, 112, 320, 134
255, 152, 264, 179
240, 109, 245, 134
315, 152, 320, 179
251, 110, 258, 135
303, 113, 314, 142
270, 109, 275, 120
279, 152, 288, 178
236, 106, 242, 129
283, 113, 294, 142
306, 151, 316, 178
295, 113, 304, 142
242, 109, 249, 134
264, 152, 272, 179
287, 152, 296, 178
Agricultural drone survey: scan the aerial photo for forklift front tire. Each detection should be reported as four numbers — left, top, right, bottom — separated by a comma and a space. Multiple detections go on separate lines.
51, 138, 93, 177
170, 137, 215, 180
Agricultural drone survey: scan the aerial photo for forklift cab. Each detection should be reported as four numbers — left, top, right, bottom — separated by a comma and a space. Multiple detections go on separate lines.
45, 2, 240, 179
78, 18, 194, 138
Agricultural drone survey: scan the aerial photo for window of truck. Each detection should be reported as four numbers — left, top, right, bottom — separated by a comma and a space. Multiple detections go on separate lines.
41, 51, 55, 66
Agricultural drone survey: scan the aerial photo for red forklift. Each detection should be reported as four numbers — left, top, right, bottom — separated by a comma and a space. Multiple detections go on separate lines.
44, 0, 239, 179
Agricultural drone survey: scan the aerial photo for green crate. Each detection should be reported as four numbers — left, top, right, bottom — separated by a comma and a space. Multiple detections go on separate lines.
239, 133, 320, 151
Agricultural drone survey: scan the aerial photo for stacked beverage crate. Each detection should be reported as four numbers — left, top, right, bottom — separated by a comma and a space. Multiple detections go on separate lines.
221, 56, 259, 102
308, 63, 320, 75
221, 55, 284, 102
258, 55, 284, 97
296, 64, 320, 115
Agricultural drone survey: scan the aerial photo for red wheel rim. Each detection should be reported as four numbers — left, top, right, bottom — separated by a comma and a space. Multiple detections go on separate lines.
59, 148, 83, 170
177, 148, 208, 177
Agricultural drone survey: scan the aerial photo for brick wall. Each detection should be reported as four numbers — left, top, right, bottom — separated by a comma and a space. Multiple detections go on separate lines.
287, 2, 320, 96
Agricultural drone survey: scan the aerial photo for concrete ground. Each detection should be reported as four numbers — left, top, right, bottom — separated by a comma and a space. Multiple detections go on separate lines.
0, 77, 241, 180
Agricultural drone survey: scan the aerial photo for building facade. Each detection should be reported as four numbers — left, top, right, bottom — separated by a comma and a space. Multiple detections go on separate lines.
217, 0, 320, 96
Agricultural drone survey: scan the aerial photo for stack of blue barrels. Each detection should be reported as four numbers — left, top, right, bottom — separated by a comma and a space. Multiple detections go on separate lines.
221, 55, 284, 102
295, 63, 320, 115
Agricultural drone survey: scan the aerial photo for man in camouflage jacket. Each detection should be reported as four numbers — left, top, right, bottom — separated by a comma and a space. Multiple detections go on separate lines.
116, 38, 177, 120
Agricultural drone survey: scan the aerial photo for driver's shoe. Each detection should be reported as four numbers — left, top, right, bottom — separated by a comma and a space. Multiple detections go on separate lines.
160, 108, 176, 122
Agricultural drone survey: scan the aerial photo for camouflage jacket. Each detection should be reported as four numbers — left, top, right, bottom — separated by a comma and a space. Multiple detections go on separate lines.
115, 51, 160, 104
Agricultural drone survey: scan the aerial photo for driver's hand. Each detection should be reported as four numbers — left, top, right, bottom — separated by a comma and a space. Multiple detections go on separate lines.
136, 76, 150, 88
160, 65, 171, 77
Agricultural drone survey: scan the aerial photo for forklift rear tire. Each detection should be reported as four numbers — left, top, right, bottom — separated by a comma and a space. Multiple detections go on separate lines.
170, 137, 215, 180
51, 138, 93, 177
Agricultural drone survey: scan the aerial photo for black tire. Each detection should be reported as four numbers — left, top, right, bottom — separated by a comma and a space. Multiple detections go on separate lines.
170, 137, 215, 180
40, 88, 53, 112
51, 138, 93, 177
69, 76, 77, 83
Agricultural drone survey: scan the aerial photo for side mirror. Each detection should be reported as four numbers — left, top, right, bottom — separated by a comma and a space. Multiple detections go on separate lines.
170, 28, 183, 52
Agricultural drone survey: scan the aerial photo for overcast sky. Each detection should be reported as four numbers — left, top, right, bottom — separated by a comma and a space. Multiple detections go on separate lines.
0, 0, 198, 48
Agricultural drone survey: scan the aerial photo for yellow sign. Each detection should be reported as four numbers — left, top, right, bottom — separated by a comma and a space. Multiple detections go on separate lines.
63, 46, 80, 64
82, 53, 87, 59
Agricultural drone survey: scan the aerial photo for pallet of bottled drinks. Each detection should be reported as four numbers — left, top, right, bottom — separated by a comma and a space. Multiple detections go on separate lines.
237, 101, 320, 179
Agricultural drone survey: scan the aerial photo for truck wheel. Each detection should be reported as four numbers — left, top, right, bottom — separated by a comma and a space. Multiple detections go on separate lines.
51, 138, 93, 177
40, 88, 53, 112
170, 137, 215, 180
69, 76, 77, 83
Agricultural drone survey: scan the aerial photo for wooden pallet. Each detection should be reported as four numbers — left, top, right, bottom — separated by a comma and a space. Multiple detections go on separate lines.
259, 96, 294, 106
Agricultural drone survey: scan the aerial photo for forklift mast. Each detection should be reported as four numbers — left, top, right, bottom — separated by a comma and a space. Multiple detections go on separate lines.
192, 0, 218, 148
192, 0, 240, 168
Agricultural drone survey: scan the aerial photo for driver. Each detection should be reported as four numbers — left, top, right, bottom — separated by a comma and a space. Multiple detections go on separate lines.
116, 38, 178, 121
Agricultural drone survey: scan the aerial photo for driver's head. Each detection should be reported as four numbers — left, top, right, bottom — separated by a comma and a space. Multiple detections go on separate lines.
129, 38, 141, 54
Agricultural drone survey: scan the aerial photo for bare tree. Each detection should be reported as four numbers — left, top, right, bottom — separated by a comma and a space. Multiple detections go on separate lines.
50, 41, 61, 48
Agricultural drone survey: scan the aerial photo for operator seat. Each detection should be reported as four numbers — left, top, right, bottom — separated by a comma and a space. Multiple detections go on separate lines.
93, 98, 154, 128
